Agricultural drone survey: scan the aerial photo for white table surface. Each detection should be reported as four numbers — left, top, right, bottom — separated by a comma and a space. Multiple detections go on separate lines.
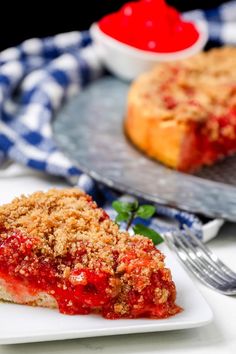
0, 165, 235, 354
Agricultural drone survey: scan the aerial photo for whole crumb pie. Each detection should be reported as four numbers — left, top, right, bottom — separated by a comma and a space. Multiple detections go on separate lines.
0, 189, 181, 319
125, 47, 236, 172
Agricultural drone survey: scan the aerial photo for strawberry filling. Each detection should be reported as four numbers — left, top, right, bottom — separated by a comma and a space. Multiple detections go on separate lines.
179, 110, 236, 172
0, 228, 180, 318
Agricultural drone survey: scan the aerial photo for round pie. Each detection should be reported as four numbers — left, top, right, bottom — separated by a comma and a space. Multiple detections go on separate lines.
125, 47, 236, 172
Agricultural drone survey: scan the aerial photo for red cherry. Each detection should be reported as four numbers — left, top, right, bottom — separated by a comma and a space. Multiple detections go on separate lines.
174, 22, 184, 34
172, 22, 199, 51
138, 0, 168, 22
183, 22, 199, 46
144, 19, 155, 29
119, 3, 142, 34
99, 14, 125, 43
120, 2, 137, 17
142, 0, 167, 10
147, 40, 158, 51
167, 5, 181, 23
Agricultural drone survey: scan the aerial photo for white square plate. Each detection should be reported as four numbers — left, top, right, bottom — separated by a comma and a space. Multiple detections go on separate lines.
0, 244, 213, 345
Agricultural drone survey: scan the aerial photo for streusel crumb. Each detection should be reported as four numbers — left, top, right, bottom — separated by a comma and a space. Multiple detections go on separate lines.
136, 46, 236, 124
0, 189, 164, 282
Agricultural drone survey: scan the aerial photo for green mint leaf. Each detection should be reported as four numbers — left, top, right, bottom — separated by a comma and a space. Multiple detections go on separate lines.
130, 199, 139, 211
133, 224, 164, 245
112, 201, 132, 213
115, 212, 130, 223
136, 205, 156, 219
112, 200, 138, 213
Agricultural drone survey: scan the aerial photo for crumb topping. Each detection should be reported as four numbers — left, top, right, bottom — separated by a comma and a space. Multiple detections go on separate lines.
0, 189, 175, 318
132, 47, 236, 127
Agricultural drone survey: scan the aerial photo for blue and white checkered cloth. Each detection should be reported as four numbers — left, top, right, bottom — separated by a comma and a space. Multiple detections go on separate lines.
0, 1, 235, 238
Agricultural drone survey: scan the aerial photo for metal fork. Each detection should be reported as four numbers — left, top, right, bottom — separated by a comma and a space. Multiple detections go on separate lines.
164, 226, 236, 295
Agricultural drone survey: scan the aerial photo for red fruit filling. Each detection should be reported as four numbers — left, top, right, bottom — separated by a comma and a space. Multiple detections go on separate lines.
0, 228, 180, 318
0, 189, 181, 319
179, 110, 236, 172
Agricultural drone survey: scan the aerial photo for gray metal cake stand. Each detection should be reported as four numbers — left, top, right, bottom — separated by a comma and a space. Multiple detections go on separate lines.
53, 76, 236, 221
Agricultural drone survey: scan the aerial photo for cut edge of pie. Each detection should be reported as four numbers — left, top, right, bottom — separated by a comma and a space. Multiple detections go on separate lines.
125, 47, 236, 172
0, 189, 181, 319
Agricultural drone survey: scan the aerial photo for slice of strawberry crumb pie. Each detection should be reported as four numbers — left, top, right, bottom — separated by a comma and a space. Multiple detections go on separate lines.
0, 189, 181, 319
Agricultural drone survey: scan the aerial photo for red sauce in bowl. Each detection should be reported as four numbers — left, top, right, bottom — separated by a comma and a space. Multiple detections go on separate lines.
98, 0, 199, 53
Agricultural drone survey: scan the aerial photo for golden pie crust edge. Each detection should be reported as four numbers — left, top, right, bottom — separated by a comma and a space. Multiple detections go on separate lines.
125, 75, 188, 169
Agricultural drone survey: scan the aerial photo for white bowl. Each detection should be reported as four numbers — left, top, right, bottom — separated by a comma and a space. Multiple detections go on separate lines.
91, 21, 208, 81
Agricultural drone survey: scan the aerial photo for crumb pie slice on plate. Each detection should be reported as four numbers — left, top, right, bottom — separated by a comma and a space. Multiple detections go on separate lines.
125, 47, 236, 172
0, 189, 181, 319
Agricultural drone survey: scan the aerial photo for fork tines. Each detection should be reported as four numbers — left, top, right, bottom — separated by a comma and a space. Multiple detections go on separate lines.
165, 226, 236, 295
